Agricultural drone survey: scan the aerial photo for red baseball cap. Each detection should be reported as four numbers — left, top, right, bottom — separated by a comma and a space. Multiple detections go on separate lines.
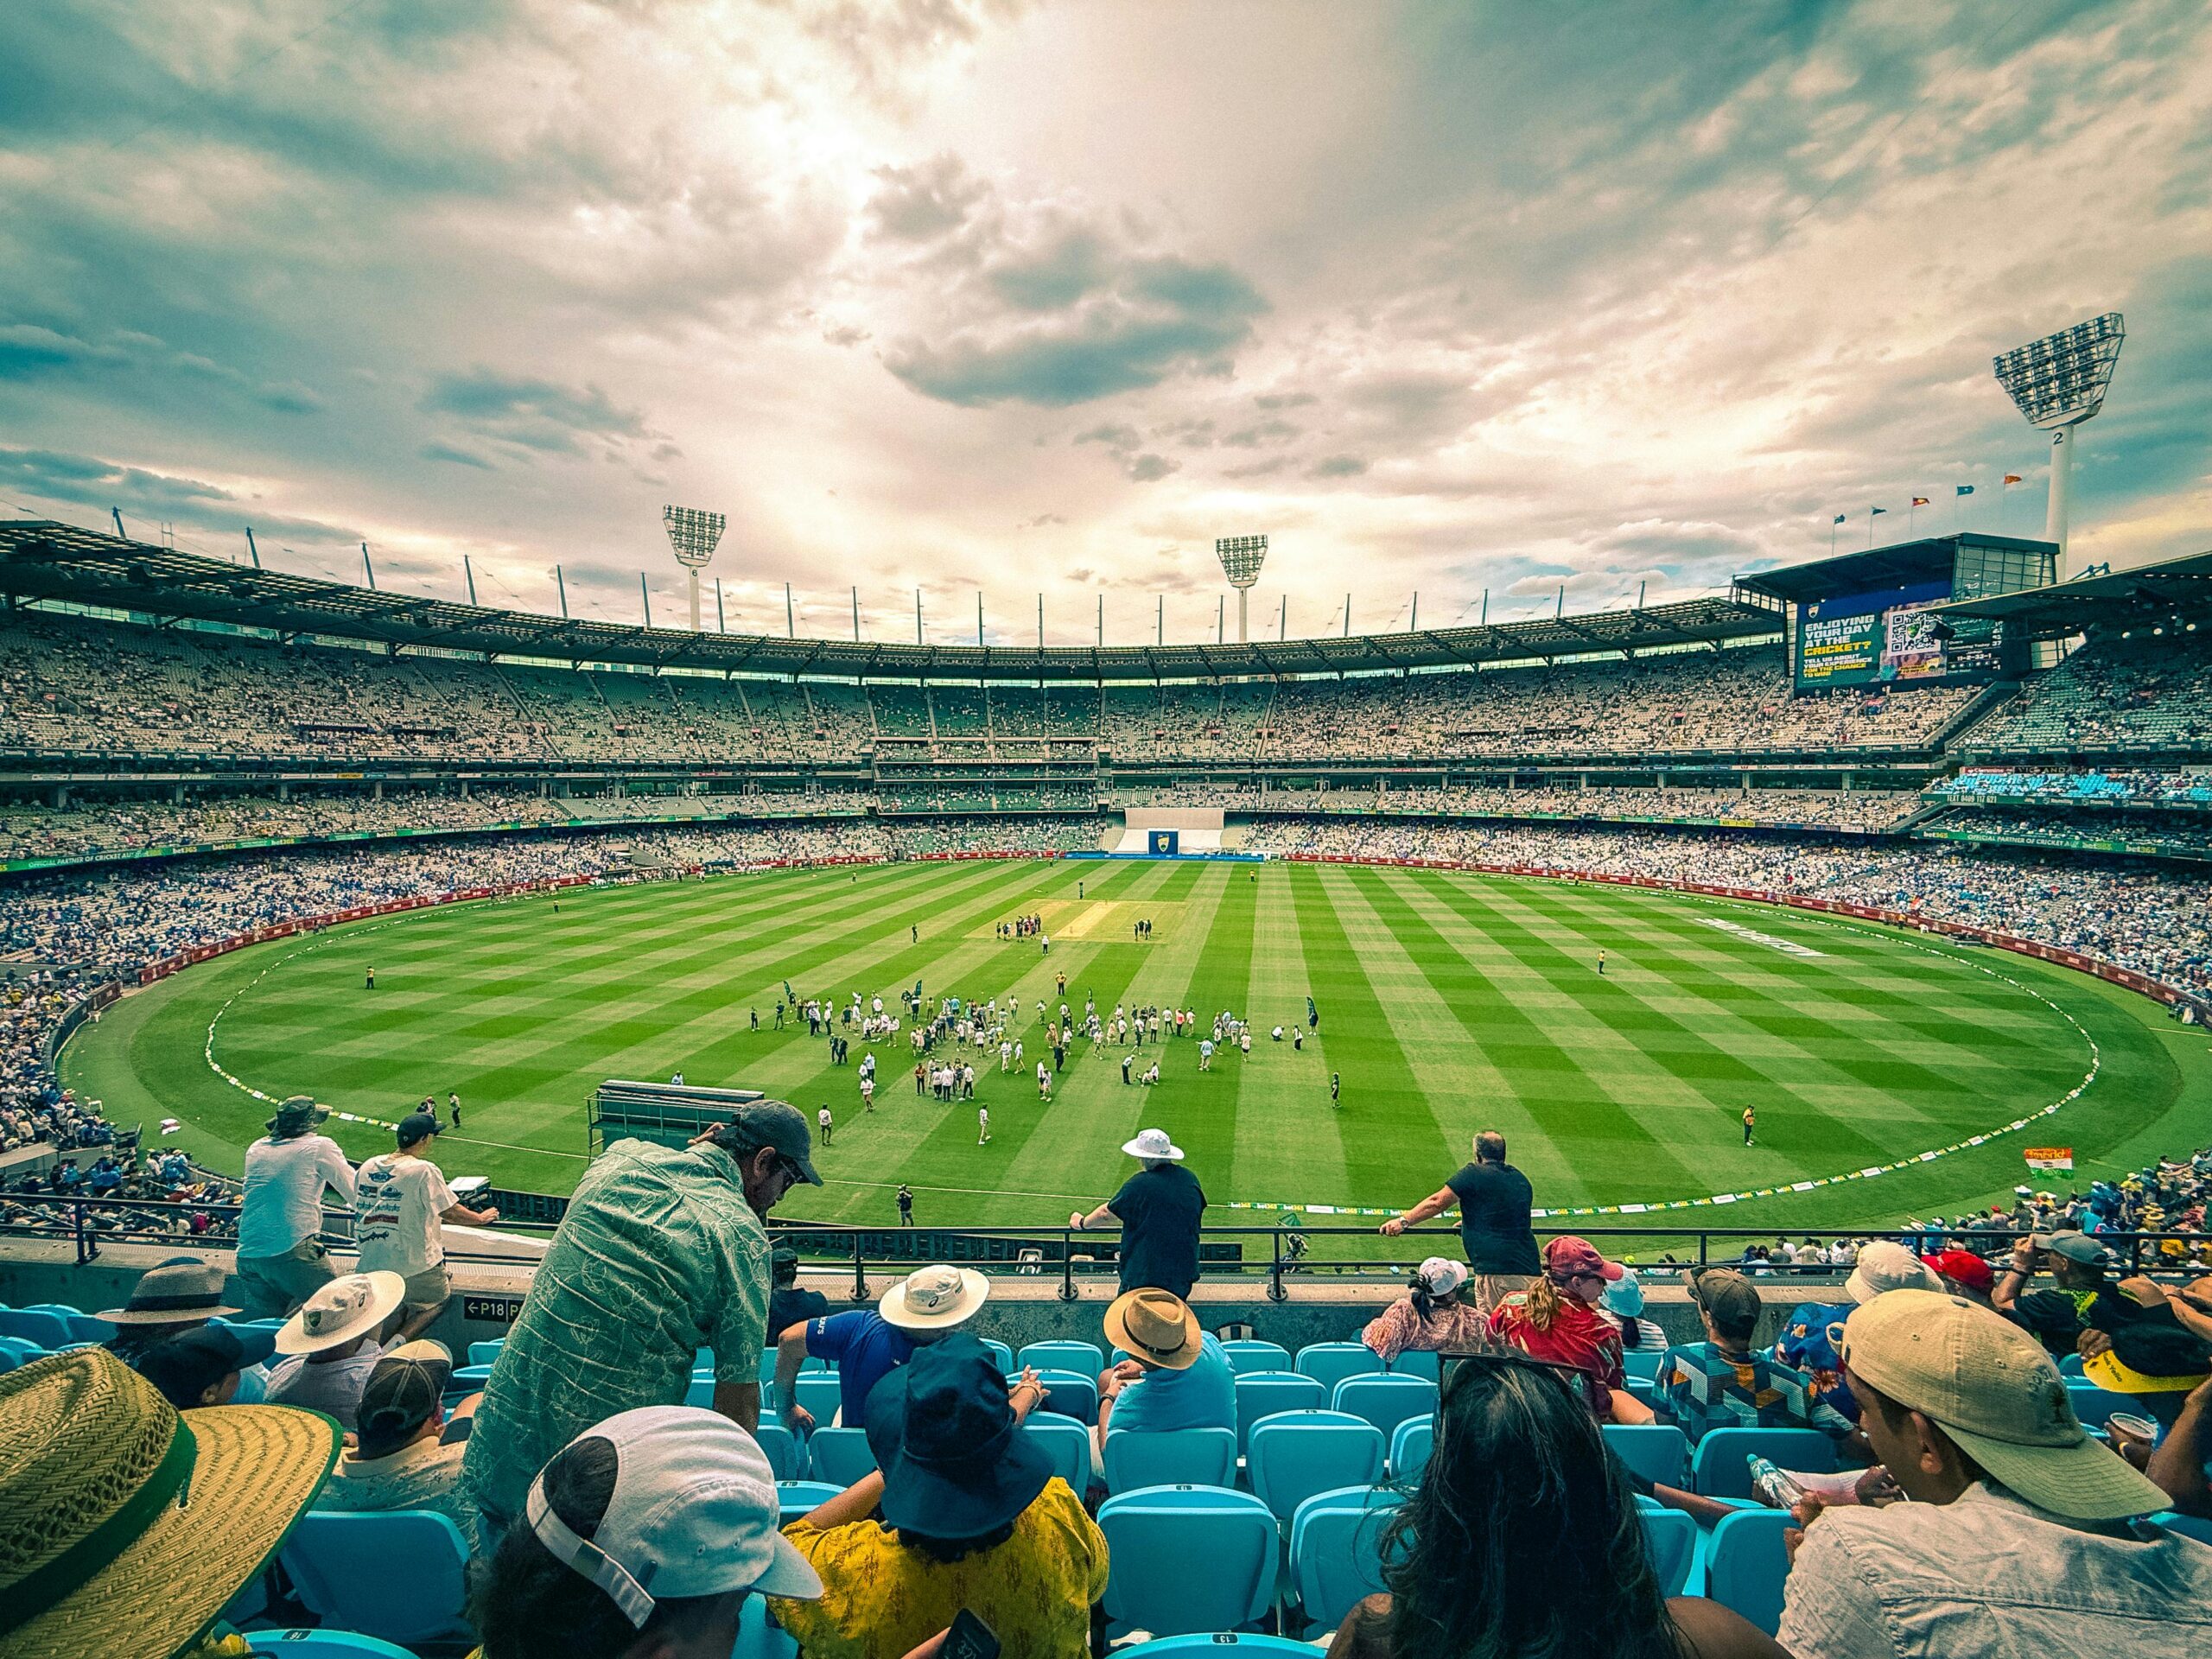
1923, 1249, 1994, 1293
1544, 1236, 1624, 1283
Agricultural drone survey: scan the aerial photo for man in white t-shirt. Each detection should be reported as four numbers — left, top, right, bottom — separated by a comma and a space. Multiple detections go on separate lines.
353, 1112, 495, 1342
236, 1096, 357, 1319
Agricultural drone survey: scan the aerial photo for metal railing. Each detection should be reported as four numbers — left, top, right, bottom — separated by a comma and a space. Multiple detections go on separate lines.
4, 1191, 2202, 1300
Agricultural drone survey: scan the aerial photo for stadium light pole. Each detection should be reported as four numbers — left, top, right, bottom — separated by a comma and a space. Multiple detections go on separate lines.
1215, 535, 1268, 643
662, 505, 726, 632
556, 564, 569, 617
463, 554, 477, 607
1993, 313, 2125, 576
853, 586, 861, 641
245, 527, 261, 569
716, 576, 727, 633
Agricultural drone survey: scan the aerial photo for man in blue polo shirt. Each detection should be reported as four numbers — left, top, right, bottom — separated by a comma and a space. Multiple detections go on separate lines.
772, 1262, 989, 1432
1092, 1287, 1236, 1464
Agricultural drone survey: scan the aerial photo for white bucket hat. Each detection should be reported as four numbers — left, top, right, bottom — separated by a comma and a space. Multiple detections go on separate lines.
1121, 1128, 1185, 1161
879, 1264, 990, 1331
1844, 1240, 1943, 1306
274, 1271, 405, 1355
526, 1406, 820, 1628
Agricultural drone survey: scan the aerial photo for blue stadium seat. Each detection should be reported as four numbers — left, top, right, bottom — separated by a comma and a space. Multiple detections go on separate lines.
807, 1426, 878, 1487
792, 1371, 842, 1424
1103, 1427, 1239, 1494
0, 1336, 43, 1370
0, 1310, 72, 1349
1234, 1372, 1327, 1449
2065, 1382, 2136, 1432
1294, 1341, 1382, 1395
244, 1633, 418, 1658
684, 1371, 717, 1408
1331, 1374, 1438, 1443
1024, 1410, 1095, 1492
1027, 1369, 1099, 1426
444, 1364, 493, 1402
1115, 1638, 1325, 1656
2057, 1352, 2087, 1377
734, 1593, 800, 1659
1603, 1422, 1688, 1487
776, 1480, 843, 1523
1247, 1411, 1386, 1522
28, 1306, 117, 1346
279, 1511, 471, 1647
1018, 1338, 1106, 1375
1287, 1485, 1404, 1633
753, 1419, 803, 1482
1621, 1347, 1665, 1383
1382, 1348, 1440, 1382
1688, 1427, 1836, 1498
1389, 1416, 1433, 1481
977, 1338, 1015, 1373
1707, 1507, 1795, 1635
1219, 1339, 1293, 1375
1100, 1485, 1278, 1638
1640, 1504, 1698, 1596
467, 1340, 505, 1367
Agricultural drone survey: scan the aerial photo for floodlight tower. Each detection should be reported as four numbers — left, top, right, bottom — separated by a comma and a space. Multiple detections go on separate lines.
1992, 314, 2124, 575
1215, 534, 1268, 643
661, 505, 726, 631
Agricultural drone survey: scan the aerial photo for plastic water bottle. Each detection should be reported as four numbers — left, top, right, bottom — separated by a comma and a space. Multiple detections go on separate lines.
1749, 1455, 1804, 1510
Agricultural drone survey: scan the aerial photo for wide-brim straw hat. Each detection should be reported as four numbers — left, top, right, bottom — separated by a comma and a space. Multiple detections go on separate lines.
1104, 1287, 1204, 1370
95, 1257, 240, 1326
0, 1348, 339, 1659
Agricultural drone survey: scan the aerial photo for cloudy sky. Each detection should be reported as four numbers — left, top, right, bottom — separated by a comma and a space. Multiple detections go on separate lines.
3, 0, 2208, 645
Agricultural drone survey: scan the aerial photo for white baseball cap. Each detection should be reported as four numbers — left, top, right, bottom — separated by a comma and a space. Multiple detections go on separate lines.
525, 1406, 820, 1628
1121, 1128, 1185, 1161
1414, 1256, 1468, 1297
880, 1263, 989, 1330
1845, 1240, 1944, 1305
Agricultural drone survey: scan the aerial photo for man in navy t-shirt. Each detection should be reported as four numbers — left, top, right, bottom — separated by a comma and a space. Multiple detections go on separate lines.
1070, 1128, 1206, 1299
771, 1262, 989, 1432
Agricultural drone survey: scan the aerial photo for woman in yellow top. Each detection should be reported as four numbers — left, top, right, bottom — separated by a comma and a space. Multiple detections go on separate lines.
771, 1335, 1109, 1659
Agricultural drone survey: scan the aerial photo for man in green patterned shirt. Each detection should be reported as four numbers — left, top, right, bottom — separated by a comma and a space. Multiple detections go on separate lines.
458, 1101, 821, 1540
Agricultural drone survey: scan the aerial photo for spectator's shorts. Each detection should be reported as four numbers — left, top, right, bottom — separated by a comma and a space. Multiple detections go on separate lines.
400, 1262, 452, 1311
235, 1237, 334, 1319
1471, 1273, 1536, 1320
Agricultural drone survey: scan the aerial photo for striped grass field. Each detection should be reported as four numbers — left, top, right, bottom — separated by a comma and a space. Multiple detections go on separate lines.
61, 857, 2206, 1241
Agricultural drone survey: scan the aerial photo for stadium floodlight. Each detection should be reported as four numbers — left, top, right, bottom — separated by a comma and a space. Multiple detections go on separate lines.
1215, 534, 1269, 643
1992, 314, 2124, 571
661, 505, 726, 632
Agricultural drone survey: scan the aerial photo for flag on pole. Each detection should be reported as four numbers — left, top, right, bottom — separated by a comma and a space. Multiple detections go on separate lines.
2003, 474, 2023, 486
1955, 485, 1974, 496
1911, 496, 1930, 507
1870, 506, 1887, 516
1832, 514, 1846, 524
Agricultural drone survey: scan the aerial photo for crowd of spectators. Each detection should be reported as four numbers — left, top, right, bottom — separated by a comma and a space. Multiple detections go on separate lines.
1970, 631, 2212, 756
1269, 785, 1921, 833
1929, 766, 2212, 808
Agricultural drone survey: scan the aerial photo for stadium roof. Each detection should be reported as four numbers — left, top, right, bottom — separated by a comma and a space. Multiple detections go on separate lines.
0, 521, 1784, 681
1929, 549, 2212, 641
1735, 532, 2057, 605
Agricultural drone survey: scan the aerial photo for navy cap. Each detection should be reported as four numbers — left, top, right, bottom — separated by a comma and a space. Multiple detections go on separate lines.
396, 1111, 442, 1146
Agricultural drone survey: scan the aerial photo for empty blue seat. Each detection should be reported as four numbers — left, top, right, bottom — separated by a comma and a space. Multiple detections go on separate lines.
1288, 1485, 1404, 1632
444, 1364, 493, 1402
977, 1338, 1014, 1373
1603, 1423, 1688, 1487
2057, 1351, 2087, 1377
1219, 1339, 1294, 1375
1018, 1338, 1106, 1375
243, 1632, 418, 1657
1115, 1638, 1326, 1656
1100, 1485, 1278, 1638
1234, 1371, 1327, 1449
207, 1319, 277, 1369
1640, 1504, 1698, 1596
1621, 1347, 1665, 1383
1294, 1341, 1382, 1395
1027, 1369, 1099, 1426
683, 1371, 717, 1408
1103, 1427, 1239, 1493
776, 1480, 843, 1523
807, 1426, 878, 1487
1382, 1348, 1440, 1382
0, 1310, 72, 1349
753, 1419, 802, 1482
1688, 1427, 1836, 1498
1025, 1410, 1095, 1492
2066, 1382, 2136, 1432
792, 1371, 842, 1424
734, 1592, 800, 1659
1389, 1416, 1433, 1481
1331, 1374, 1438, 1443
1247, 1411, 1386, 1521
1707, 1507, 1794, 1634
467, 1340, 505, 1367
0, 1336, 44, 1369
280, 1511, 472, 1647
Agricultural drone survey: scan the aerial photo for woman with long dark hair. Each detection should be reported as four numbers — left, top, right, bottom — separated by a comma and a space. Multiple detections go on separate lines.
1325, 1356, 1784, 1659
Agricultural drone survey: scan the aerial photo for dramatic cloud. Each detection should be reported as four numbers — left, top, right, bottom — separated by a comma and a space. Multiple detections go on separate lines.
418, 370, 650, 461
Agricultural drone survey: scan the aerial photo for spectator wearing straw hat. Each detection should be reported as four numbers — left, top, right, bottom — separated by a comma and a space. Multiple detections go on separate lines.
1094, 1287, 1236, 1463
772, 1336, 1104, 1659
1068, 1127, 1206, 1300
1777, 1290, 2212, 1658
234, 1094, 355, 1320
264, 1269, 404, 1431
461, 1102, 820, 1543
315, 1339, 481, 1525
0, 1346, 340, 1659
96, 1255, 245, 1364
471, 1404, 822, 1659
773, 1263, 989, 1434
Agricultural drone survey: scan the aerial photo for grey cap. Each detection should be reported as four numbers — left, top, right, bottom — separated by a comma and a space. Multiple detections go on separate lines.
2046, 1230, 2113, 1268
716, 1101, 823, 1185
265, 1096, 328, 1135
